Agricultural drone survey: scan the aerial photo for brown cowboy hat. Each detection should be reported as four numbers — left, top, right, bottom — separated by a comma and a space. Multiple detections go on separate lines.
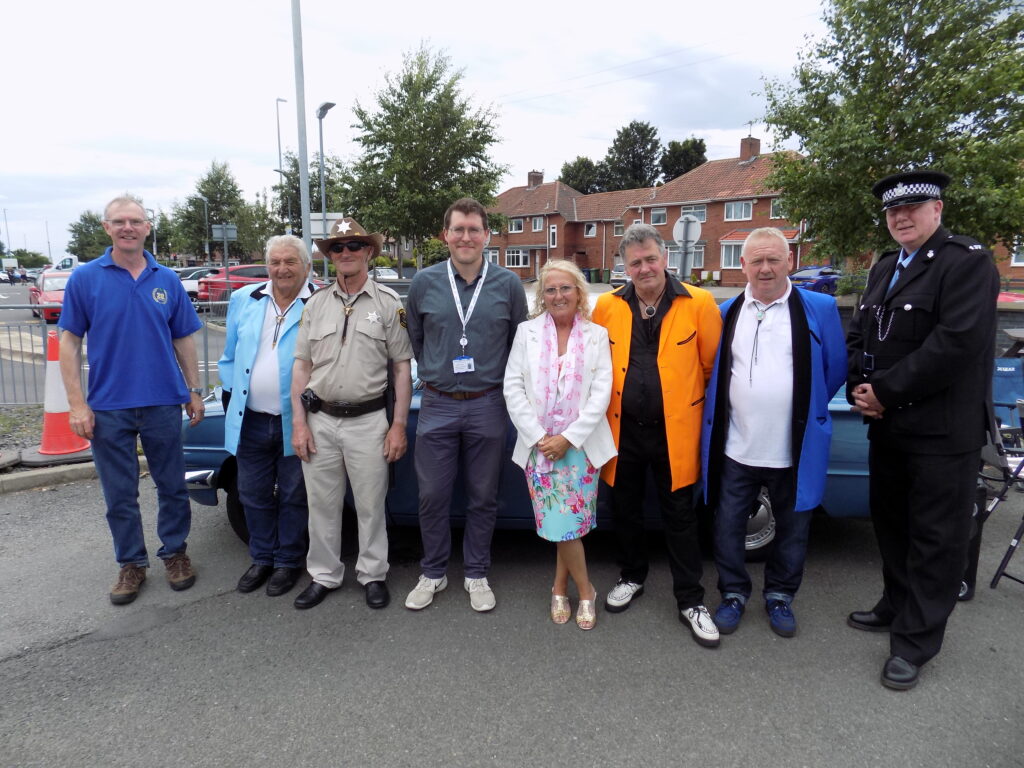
314, 217, 383, 259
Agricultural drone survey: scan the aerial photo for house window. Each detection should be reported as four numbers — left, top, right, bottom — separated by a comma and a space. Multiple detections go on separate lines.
770, 198, 786, 219
681, 204, 707, 223
484, 247, 500, 265
724, 201, 753, 221
613, 220, 624, 237
722, 243, 743, 268
651, 208, 667, 225
1013, 244, 1024, 267
667, 244, 706, 275
505, 248, 528, 268
583, 222, 597, 238
509, 218, 523, 233
549, 225, 557, 248
532, 216, 544, 232
633, 218, 642, 225
691, 244, 705, 269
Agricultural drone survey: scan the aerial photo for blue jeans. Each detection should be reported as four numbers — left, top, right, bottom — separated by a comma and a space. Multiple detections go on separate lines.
714, 456, 809, 605
92, 405, 191, 567
236, 409, 308, 568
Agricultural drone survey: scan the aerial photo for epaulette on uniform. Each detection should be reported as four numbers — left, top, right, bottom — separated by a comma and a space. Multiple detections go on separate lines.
945, 233, 989, 255
376, 282, 403, 301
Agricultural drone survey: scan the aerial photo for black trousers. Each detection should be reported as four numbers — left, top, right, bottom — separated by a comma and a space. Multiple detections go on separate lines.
868, 440, 978, 666
609, 418, 704, 610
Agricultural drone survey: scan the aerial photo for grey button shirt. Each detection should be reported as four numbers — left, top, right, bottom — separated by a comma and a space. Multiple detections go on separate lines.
406, 259, 528, 392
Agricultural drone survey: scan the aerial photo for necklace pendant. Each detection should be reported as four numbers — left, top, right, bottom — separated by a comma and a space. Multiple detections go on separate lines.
756, 309, 765, 321
344, 306, 353, 316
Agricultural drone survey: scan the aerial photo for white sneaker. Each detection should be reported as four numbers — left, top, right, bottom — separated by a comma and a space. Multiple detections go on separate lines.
681, 604, 720, 648
605, 580, 644, 613
464, 577, 496, 612
405, 575, 447, 610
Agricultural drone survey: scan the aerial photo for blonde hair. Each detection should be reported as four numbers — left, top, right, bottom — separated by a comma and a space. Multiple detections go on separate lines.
532, 259, 591, 320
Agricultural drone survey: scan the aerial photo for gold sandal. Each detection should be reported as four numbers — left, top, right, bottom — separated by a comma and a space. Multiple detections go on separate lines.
576, 584, 597, 630
551, 590, 571, 624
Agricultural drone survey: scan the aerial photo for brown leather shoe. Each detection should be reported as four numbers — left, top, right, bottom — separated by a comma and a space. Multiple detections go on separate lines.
110, 564, 147, 605
163, 552, 196, 591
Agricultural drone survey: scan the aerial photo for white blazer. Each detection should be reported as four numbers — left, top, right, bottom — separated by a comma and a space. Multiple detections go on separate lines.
503, 313, 617, 471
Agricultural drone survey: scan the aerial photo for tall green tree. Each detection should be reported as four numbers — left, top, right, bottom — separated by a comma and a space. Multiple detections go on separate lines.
67, 211, 109, 261
763, 0, 1024, 261
236, 192, 281, 259
558, 156, 606, 194
172, 161, 248, 260
601, 120, 662, 191
10, 248, 47, 268
349, 44, 507, 271
273, 150, 353, 237
660, 137, 707, 182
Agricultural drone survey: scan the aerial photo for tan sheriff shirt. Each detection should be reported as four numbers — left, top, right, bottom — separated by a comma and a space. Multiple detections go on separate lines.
295, 279, 412, 403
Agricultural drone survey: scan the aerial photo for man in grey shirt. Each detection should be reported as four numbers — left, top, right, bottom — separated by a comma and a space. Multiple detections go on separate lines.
404, 197, 528, 612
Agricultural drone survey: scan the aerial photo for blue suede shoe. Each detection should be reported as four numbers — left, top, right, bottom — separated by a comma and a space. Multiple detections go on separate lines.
713, 597, 745, 634
767, 600, 797, 638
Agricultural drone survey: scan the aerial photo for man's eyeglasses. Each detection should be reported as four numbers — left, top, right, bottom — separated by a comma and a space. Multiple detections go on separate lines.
328, 241, 369, 253
543, 285, 576, 297
105, 219, 149, 228
447, 226, 485, 239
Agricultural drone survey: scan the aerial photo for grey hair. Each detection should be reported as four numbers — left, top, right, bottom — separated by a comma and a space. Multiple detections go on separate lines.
103, 196, 147, 220
741, 227, 790, 259
264, 234, 311, 267
618, 222, 665, 260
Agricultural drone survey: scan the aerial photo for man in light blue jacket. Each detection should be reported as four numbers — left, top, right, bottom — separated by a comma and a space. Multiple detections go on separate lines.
219, 235, 318, 597
701, 227, 846, 638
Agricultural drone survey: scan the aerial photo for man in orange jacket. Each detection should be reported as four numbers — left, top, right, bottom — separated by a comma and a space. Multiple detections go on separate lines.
593, 223, 723, 647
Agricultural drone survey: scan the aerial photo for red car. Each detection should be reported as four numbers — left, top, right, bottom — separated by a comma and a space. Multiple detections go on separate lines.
196, 265, 270, 302
29, 271, 71, 323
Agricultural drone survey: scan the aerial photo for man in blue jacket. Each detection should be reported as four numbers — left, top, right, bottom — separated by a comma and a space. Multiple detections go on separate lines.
701, 227, 846, 638
219, 235, 317, 597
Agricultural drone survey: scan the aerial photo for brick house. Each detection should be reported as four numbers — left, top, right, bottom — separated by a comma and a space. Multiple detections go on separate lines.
488, 137, 813, 285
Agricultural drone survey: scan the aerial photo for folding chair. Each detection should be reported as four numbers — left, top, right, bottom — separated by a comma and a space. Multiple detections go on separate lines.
983, 400, 1024, 589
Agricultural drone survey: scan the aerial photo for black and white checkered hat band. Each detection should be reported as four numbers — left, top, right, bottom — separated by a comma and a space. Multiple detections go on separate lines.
882, 182, 941, 204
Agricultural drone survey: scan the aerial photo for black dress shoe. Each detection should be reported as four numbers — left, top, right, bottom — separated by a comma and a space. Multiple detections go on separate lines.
237, 564, 273, 593
365, 580, 390, 609
847, 610, 892, 632
266, 567, 303, 597
881, 655, 919, 690
293, 582, 335, 609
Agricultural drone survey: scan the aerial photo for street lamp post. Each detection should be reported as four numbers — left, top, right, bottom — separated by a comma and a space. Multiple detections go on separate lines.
145, 208, 158, 260
275, 97, 292, 234
316, 101, 335, 280
196, 194, 210, 264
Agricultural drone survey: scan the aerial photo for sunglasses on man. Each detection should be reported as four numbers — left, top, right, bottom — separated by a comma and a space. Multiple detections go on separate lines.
328, 241, 370, 253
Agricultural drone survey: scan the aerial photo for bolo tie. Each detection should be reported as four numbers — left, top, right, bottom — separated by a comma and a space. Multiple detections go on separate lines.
749, 301, 777, 384
339, 292, 358, 343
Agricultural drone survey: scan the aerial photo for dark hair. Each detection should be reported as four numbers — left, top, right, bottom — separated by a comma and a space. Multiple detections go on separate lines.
444, 197, 489, 230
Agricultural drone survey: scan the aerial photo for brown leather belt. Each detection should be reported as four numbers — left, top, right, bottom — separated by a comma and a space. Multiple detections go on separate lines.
424, 384, 499, 401
318, 395, 386, 418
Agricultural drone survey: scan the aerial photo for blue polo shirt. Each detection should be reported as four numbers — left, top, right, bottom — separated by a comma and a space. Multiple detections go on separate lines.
59, 248, 203, 410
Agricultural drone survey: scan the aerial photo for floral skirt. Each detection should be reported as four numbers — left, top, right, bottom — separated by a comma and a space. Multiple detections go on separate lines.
525, 446, 599, 542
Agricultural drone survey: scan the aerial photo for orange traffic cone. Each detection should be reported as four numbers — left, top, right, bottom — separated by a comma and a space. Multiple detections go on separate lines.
20, 330, 93, 467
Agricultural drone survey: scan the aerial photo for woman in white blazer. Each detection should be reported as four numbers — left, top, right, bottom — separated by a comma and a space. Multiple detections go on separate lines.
503, 260, 616, 629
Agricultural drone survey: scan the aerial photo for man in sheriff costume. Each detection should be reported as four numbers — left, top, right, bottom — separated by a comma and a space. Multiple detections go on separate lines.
846, 170, 999, 690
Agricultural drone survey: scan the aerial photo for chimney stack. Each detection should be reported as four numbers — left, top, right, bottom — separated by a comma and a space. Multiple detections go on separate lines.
740, 137, 761, 161
527, 170, 544, 189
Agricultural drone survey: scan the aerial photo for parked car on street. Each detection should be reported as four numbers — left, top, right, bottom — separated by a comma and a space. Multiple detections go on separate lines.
177, 266, 217, 310
609, 262, 629, 287
370, 267, 399, 281
197, 264, 270, 302
182, 363, 871, 556
28, 271, 71, 323
789, 266, 842, 294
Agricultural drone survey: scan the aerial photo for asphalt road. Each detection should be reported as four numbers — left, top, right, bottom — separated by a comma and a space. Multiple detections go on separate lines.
1, 476, 1022, 767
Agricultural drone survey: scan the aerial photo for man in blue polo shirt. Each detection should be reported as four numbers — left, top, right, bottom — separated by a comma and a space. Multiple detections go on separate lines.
59, 196, 205, 605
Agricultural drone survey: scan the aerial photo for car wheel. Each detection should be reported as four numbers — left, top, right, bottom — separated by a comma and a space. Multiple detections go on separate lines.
745, 488, 776, 561
225, 475, 250, 544
189, 292, 201, 312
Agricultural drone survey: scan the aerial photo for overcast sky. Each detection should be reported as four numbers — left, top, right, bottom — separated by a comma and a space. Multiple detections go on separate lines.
1, 0, 828, 258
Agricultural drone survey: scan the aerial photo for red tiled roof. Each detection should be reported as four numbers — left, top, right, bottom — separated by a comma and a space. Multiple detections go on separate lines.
490, 181, 582, 221
720, 227, 800, 241
649, 151, 799, 205
572, 187, 651, 222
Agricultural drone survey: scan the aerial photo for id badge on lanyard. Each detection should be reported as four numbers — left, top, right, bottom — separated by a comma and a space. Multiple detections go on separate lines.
447, 259, 488, 375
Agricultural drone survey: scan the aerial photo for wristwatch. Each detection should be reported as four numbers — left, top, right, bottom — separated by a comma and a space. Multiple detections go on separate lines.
188, 387, 204, 396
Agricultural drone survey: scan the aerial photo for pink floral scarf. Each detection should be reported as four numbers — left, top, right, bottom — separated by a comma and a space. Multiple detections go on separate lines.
533, 312, 586, 473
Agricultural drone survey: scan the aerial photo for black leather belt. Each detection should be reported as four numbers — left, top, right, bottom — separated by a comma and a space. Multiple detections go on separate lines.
424, 384, 499, 401
317, 395, 386, 418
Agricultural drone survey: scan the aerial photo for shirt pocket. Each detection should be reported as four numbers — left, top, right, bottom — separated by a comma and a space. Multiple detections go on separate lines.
356, 319, 387, 344
307, 321, 339, 366
891, 293, 935, 341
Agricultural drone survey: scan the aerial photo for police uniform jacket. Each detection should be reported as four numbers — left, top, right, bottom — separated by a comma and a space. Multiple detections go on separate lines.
846, 226, 999, 455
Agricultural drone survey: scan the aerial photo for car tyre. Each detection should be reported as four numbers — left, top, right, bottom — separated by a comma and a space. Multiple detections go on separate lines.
225, 474, 250, 544
745, 488, 776, 562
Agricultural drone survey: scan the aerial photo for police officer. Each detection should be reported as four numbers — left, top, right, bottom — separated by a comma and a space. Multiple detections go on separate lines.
846, 170, 999, 690
290, 218, 413, 611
